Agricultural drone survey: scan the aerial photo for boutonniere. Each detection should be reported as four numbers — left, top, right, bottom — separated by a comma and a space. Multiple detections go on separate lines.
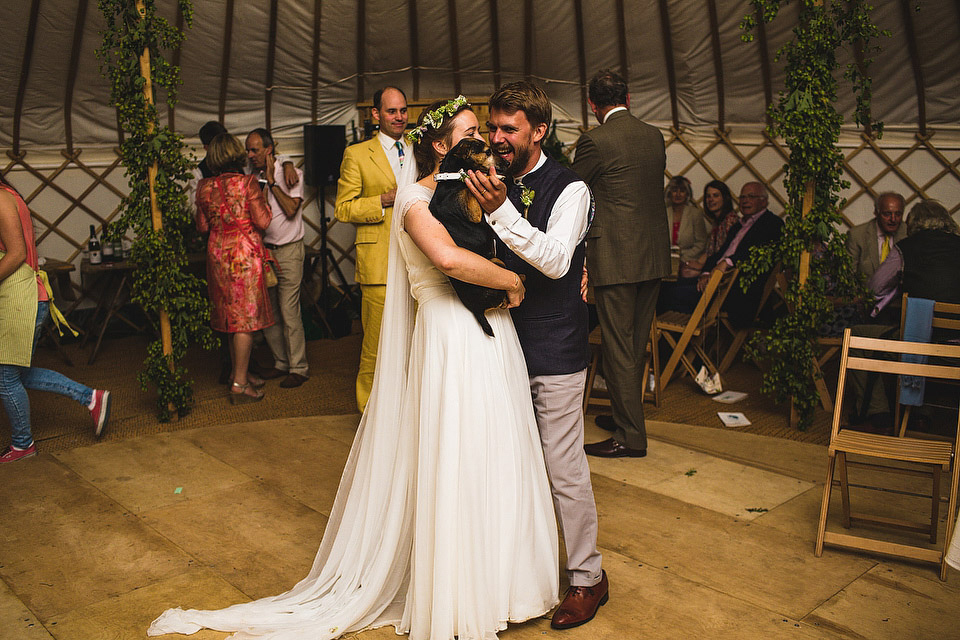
519, 184, 535, 217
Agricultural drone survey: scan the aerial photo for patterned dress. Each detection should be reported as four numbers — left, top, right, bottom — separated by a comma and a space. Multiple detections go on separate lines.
196, 173, 275, 333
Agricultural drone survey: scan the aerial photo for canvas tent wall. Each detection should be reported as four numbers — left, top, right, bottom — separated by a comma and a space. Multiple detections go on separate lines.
2, 0, 959, 296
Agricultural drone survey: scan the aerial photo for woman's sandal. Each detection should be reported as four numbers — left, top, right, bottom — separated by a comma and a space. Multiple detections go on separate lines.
230, 382, 264, 404
228, 376, 266, 390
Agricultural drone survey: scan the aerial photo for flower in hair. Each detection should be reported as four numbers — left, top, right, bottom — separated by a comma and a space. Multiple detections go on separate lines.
405, 95, 470, 144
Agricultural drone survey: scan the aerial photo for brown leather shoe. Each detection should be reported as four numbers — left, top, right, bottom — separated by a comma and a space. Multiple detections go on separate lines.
551, 570, 609, 629
258, 367, 287, 380
279, 373, 309, 388
584, 437, 646, 458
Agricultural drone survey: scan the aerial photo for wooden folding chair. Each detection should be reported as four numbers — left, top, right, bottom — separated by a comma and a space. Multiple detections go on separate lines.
583, 323, 660, 412
656, 266, 738, 391
895, 295, 960, 436
718, 265, 784, 373
815, 328, 960, 580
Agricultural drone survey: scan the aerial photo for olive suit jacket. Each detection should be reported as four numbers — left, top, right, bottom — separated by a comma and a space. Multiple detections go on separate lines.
573, 109, 671, 286
846, 218, 906, 282
334, 137, 396, 286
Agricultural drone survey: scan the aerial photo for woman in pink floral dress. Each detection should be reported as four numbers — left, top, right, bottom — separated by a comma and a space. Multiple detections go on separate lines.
195, 133, 274, 403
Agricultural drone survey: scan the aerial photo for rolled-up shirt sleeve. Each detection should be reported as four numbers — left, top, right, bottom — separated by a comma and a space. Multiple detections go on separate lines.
486, 181, 590, 279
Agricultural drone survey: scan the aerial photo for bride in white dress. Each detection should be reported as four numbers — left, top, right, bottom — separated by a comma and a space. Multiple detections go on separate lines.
148, 98, 559, 640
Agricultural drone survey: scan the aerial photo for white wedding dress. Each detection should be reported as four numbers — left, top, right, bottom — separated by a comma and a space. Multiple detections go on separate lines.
148, 183, 559, 640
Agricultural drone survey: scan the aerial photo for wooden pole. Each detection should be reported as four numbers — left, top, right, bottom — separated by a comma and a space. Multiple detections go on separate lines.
136, 0, 173, 370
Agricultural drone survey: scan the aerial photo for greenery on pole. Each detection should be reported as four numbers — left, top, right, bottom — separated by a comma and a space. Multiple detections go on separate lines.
740, 0, 888, 428
98, 0, 214, 421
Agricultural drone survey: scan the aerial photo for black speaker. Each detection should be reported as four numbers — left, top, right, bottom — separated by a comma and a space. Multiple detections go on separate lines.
303, 124, 346, 187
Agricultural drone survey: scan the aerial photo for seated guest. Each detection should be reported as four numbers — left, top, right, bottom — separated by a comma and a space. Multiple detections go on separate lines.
659, 181, 784, 329
701, 180, 738, 262
846, 191, 906, 282
665, 176, 709, 278
847, 200, 960, 432
868, 200, 960, 317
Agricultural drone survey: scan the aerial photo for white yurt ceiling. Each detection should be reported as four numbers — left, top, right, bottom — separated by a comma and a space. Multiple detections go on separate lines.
2, 0, 959, 151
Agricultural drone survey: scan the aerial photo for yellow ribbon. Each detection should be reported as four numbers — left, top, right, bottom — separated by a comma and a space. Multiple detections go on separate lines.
36, 269, 78, 337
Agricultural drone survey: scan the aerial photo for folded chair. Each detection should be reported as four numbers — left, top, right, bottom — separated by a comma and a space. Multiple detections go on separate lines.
656, 266, 738, 391
895, 295, 960, 437
815, 328, 960, 580
583, 323, 660, 412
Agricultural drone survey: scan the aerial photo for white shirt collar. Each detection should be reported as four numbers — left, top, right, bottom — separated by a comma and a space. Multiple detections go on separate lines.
378, 131, 406, 152
516, 149, 547, 181
601, 106, 628, 123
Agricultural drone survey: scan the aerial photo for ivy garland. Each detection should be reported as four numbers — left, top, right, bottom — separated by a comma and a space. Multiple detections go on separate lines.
739, 0, 889, 429
98, 0, 215, 421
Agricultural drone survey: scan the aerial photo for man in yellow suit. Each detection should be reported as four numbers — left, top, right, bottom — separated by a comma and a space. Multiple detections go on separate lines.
335, 86, 409, 411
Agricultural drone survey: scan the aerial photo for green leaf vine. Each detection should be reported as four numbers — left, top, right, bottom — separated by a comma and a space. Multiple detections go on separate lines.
98, 0, 215, 421
740, 0, 889, 429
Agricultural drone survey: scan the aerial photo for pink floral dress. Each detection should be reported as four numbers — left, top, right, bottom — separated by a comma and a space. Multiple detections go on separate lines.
195, 173, 275, 333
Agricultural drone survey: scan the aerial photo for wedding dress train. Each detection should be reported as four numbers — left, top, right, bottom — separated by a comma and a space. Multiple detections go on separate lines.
148, 183, 558, 639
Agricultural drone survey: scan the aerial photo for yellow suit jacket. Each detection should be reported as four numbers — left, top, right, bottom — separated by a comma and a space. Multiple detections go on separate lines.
334, 137, 396, 286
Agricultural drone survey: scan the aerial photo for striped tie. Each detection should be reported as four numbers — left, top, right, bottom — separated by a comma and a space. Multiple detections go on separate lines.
395, 140, 404, 168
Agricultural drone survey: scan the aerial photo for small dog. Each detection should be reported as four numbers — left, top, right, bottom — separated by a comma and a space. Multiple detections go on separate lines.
429, 137, 511, 337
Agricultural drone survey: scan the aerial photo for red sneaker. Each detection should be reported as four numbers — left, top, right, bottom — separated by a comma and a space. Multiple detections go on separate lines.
0, 444, 37, 464
90, 389, 112, 437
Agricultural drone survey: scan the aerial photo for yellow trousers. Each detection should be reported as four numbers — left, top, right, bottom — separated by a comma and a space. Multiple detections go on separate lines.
356, 284, 386, 412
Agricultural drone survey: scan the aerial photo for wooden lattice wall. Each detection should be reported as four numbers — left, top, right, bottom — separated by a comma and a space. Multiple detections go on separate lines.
4, 124, 959, 313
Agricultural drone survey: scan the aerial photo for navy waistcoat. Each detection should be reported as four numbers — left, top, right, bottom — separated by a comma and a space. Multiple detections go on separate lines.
496, 153, 590, 376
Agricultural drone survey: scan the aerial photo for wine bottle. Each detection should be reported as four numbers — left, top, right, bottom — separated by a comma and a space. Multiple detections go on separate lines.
101, 224, 115, 262
88, 225, 102, 265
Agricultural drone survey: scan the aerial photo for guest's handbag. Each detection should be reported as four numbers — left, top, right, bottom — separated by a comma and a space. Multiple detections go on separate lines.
263, 254, 279, 287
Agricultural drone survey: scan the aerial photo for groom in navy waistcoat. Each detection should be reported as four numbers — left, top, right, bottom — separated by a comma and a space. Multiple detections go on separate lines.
466, 81, 608, 631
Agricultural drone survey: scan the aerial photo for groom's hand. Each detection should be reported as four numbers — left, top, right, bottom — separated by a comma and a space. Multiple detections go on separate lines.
465, 166, 506, 213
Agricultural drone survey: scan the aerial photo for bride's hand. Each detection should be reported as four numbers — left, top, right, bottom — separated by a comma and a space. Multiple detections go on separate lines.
503, 272, 524, 308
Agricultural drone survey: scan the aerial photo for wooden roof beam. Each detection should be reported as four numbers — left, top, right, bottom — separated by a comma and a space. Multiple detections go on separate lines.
899, 0, 927, 135
523, 0, 533, 81
356, 0, 366, 102
447, 0, 462, 96
615, 0, 628, 81
657, 0, 680, 130
218, 0, 236, 124
64, 0, 90, 155
753, 5, 773, 128
574, 0, 588, 129
265, 0, 279, 129
706, 0, 725, 130
408, 0, 420, 100
311, 0, 321, 122
13, 0, 42, 157
489, 2, 502, 91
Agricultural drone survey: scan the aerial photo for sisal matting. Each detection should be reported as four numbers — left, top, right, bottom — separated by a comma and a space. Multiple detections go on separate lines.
4, 328, 836, 454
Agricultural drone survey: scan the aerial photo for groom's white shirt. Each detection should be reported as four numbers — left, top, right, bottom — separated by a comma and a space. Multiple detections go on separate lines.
485, 151, 590, 278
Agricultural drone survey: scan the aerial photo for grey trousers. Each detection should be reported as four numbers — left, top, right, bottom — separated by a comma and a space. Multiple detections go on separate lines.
530, 369, 603, 587
594, 278, 661, 450
263, 240, 309, 376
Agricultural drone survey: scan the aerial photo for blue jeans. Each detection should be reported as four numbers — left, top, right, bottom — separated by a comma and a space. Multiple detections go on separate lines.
0, 301, 93, 449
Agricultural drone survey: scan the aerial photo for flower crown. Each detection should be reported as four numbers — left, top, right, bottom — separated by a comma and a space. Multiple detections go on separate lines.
405, 95, 470, 144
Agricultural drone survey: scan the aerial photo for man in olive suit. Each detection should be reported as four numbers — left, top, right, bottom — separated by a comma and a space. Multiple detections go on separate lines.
335, 87, 409, 411
846, 192, 906, 282
573, 69, 671, 458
